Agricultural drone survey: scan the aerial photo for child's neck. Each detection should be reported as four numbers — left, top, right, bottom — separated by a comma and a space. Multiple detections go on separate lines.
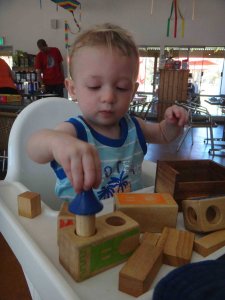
84, 119, 121, 139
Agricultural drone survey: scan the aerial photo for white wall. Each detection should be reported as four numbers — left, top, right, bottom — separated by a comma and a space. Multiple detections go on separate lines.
1, 0, 224, 67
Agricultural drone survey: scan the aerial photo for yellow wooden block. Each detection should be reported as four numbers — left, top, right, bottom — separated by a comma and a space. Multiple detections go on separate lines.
18, 191, 41, 218
182, 196, 225, 233
58, 210, 140, 282
194, 229, 225, 257
119, 228, 169, 297
114, 193, 178, 232
163, 227, 195, 267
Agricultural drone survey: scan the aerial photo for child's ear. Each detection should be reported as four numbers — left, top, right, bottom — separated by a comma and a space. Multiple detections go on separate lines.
65, 78, 76, 100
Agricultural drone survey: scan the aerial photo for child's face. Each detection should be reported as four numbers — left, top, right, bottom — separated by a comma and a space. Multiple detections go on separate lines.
66, 46, 138, 132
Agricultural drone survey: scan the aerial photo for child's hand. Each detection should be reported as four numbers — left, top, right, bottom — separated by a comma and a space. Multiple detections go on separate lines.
164, 105, 188, 127
51, 133, 101, 193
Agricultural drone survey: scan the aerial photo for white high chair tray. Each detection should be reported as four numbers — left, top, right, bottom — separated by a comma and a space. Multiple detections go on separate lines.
0, 181, 224, 300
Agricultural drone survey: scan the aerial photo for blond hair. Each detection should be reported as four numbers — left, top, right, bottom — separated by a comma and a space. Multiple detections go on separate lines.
69, 23, 139, 79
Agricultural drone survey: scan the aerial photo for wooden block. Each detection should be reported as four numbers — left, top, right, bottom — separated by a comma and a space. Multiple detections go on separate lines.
57, 202, 75, 244
194, 229, 225, 257
17, 191, 41, 218
114, 193, 178, 232
182, 196, 225, 233
155, 160, 225, 210
163, 227, 195, 267
58, 210, 140, 282
119, 227, 169, 297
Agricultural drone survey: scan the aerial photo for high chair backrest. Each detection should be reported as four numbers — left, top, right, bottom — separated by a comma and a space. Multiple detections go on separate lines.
5, 97, 81, 210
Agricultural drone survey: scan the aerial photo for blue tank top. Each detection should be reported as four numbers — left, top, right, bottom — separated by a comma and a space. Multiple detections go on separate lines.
51, 113, 147, 201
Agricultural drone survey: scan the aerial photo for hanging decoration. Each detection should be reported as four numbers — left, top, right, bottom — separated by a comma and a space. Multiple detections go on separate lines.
192, 0, 195, 20
51, 0, 81, 31
150, 0, 154, 15
167, 0, 185, 38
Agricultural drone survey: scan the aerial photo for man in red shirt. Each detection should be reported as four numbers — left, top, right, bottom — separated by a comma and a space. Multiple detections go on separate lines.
35, 39, 65, 97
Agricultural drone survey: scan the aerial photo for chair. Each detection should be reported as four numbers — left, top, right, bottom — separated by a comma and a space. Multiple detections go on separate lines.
0, 112, 18, 172
129, 100, 156, 120
176, 101, 216, 152
5, 97, 156, 210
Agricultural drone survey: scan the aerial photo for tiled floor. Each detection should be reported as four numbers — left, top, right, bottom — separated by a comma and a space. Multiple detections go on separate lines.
0, 124, 225, 299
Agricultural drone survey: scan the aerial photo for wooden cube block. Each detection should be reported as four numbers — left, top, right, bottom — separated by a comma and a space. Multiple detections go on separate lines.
163, 227, 195, 267
194, 229, 225, 257
18, 191, 41, 218
114, 193, 178, 232
58, 210, 140, 282
119, 227, 169, 297
182, 196, 225, 233
155, 160, 225, 210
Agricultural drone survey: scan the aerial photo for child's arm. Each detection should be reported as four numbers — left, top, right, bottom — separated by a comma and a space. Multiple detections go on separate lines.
26, 122, 101, 193
138, 105, 188, 143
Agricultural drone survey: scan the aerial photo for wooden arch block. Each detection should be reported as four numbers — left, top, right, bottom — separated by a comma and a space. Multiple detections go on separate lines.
182, 196, 225, 233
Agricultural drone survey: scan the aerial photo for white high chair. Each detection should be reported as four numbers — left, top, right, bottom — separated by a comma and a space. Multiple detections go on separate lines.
1, 97, 221, 300
5, 97, 156, 210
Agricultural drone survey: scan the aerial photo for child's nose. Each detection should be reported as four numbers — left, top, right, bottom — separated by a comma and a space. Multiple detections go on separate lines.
101, 88, 115, 103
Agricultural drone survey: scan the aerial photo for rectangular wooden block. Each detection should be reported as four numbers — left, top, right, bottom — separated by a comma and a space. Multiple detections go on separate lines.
114, 193, 178, 232
194, 229, 225, 257
163, 227, 195, 266
58, 210, 140, 282
18, 191, 41, 218
119, 227, 169, 297
155, 160, 225, 210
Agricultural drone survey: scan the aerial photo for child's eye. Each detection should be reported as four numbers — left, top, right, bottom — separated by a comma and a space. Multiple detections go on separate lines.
87, 86, 101, 90
117, 87, 129, 91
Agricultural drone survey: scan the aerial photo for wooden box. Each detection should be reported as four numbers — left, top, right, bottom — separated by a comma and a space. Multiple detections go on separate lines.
155, 160, 225, 210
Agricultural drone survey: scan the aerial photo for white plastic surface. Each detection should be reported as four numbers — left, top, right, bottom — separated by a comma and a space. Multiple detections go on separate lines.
1, 182, 225, 300
5, 97, 81, 210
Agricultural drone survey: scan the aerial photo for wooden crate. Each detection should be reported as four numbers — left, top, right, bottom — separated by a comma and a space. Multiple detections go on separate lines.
157, 69, 189, 121
155, 160, 225, 210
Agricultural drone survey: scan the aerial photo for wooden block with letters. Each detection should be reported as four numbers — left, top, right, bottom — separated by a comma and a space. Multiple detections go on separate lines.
58, 209, 140, 282
114, 192, 178, 232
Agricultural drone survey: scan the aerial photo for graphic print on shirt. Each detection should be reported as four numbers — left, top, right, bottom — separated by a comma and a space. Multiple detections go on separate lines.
47, 55, 55, 68
97, 159, 141, 200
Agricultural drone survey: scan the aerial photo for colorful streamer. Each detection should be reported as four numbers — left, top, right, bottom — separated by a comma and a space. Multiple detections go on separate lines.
166, 0, 185, 38
65, 20, 69, 49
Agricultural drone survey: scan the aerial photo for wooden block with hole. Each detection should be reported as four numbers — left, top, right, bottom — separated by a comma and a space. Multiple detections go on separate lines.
114, 193, 178, 232
194, 229, 225, 257
119, 227, 169, 297
182, 196, 225, 233
17, 191, 41, 218
58, 210, 140, 282
163, 227, 195, 267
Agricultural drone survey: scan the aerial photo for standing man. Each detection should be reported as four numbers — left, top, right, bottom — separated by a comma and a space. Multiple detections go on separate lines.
35, 39, 65, 97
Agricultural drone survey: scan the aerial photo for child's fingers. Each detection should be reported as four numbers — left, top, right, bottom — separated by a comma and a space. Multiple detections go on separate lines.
70, 156, 84, 193
82, 149, 100, 191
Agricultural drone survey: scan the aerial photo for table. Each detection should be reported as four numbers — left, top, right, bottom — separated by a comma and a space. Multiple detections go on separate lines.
0, 182, 224, 300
